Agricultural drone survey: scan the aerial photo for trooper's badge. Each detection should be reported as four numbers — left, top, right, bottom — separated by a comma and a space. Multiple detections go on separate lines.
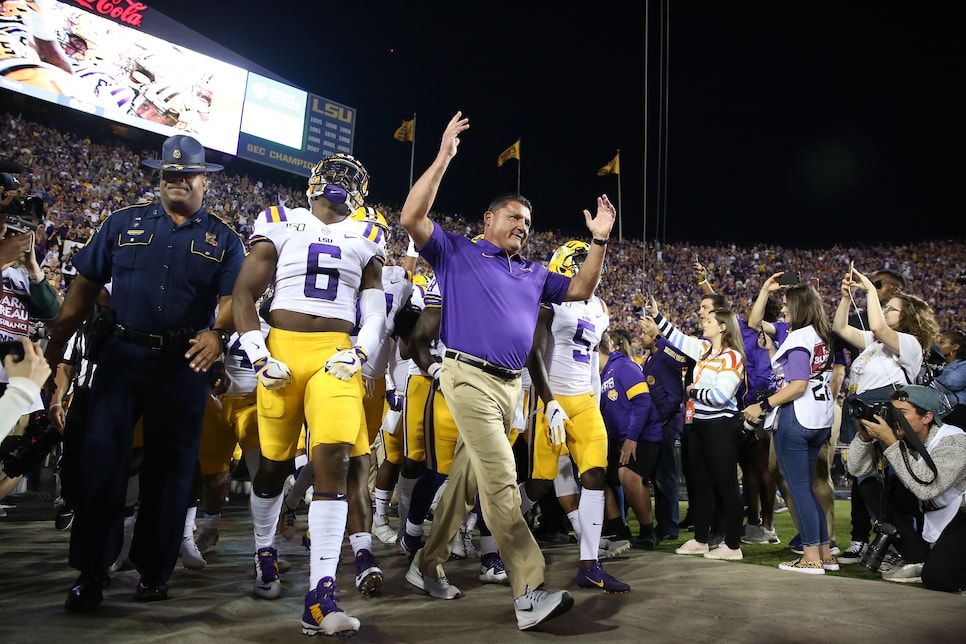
205, 232, 218, 247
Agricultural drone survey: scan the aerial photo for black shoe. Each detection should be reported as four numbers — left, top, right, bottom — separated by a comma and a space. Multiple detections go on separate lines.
65, 572, 109, 612
135, 576, 169, 602
536, 530, 573, 544
55, 508, 74, 532
633, 525, 658, 550
601, 519, 633, 542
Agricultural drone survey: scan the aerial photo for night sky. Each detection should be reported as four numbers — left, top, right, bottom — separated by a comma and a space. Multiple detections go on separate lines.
146, 1, 965, 246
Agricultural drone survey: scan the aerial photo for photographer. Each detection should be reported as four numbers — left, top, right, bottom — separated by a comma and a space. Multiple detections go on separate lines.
847, 385, 966, 591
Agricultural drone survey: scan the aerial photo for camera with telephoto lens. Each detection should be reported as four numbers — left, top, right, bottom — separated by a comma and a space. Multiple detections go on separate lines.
846, 398, 898, 427
0, 411, 62, 478
0, 171, 45, 233
860, 520, 900, 571
742, 390, 773, 437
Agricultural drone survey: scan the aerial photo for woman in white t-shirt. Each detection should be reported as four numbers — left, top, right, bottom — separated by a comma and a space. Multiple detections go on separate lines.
745, 280, 835, 574
835, 268, 939, 409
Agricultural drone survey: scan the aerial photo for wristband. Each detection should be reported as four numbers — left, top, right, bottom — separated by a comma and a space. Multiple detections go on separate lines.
427, 362, 442, 379
28, 271, 45, 283
591, 237, 608, 246
406, 237, 419, 258
761, 397, 774, 413
697, 279, 708, 285
238, 329, 269, 365
50, 403, 63, 409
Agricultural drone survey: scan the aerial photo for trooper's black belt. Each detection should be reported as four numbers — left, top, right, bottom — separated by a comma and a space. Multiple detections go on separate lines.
114, 324, 195, 353
444, 350, 521, 381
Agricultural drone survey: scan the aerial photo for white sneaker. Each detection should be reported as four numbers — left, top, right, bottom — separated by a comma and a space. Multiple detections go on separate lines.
675, 538, 710, 555
882, 562, 923, 583
598, 537, 631, 559
703, 544, 743, 561
406, 561, 461, 600
180, 536, 207, 570
371, 520, 398, 545
514, 585, 574, 631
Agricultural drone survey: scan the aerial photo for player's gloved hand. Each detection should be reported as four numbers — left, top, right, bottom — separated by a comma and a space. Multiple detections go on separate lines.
324, 346, 366, 381
208, 360, 230, 396
385, 390, 405, 412
545, 400, 572, 448
427, 362, 443, 390
253, 356, 292, 390
380, 408, 402, 435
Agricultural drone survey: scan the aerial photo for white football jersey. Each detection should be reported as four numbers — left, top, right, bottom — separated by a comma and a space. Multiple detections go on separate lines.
252, 205, 386, 324
544, 296, 610, 396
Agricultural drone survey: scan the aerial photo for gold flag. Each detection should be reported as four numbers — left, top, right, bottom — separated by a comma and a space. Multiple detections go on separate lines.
497, 140, 520, 167
597, 153, 620, 176
394, 119, 414, 142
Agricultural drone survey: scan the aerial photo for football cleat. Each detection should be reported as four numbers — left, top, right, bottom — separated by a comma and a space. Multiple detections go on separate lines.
278, 506, 298, 540
598, 537, 632, 559
180, 536, 207, 570
253, 547, 282, 599
195, 527, 220, 555
479, 553, 509, 585
372, 519, 398, 545
576, 562, 630, 594
354, 549, 384, 596
301, 577, 360, 637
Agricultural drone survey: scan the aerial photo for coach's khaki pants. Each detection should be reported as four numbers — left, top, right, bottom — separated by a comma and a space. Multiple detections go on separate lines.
415, 356, 545, 598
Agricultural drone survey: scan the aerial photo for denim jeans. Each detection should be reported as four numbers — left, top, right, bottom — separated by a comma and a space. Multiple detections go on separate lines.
772, 404, 831, 547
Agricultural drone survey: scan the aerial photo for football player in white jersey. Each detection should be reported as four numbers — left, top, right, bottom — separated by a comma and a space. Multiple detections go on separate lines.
231, 154, 386, 638
522, 241, 630, 593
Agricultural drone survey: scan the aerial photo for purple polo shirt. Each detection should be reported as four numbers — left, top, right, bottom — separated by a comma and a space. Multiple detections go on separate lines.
419, 222, 570, 370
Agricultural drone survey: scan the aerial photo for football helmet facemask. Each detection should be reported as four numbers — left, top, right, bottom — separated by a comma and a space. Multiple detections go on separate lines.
350, 205, 390, 251
306, 153, 369, 211
548, 240, 590, 278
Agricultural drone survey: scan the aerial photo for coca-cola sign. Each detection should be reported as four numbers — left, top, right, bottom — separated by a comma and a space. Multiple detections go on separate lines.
74, 1, 148, 27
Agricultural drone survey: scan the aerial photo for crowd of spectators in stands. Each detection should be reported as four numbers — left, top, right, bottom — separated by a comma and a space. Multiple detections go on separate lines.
3, 109, 964, 344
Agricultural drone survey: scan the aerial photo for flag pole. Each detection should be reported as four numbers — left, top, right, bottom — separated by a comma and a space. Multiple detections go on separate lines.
517, 136, 521, 194
408, 113, 416, 190
616, 149, 622, 242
